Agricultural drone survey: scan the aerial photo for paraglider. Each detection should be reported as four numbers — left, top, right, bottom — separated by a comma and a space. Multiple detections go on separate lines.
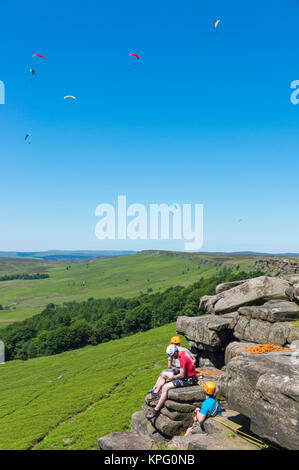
32, 54, 46, 61
29, 68, 35, 81
64, 95, 78, 109
129, 53, 140, 66
129, 53, 140, 60
214, 19, 221, 32
25, 133, 32, 144
31, 54, 46, 73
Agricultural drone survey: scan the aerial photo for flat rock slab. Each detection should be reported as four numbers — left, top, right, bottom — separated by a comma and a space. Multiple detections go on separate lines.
225, 341, 258, 364
177, 315, 233, 351
216, 280, 247, 294
233, 315, 299, 346
168, 384, 207, 403
168, 433, 260, 451
200, 276, 289, 315
98, 432, 154, 450
238, 300, 299, 322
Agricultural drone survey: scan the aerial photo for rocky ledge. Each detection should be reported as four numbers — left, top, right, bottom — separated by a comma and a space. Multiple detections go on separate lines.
98, 275, 299, 451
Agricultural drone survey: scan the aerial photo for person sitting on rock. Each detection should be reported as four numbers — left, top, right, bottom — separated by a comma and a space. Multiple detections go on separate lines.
184, 381, 222, 436
146, 345, 198, 420
168, 335, 196, 370
147, 336, 195, 394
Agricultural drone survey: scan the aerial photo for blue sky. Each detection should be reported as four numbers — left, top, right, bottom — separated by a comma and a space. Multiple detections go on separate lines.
0, 0, 299, 252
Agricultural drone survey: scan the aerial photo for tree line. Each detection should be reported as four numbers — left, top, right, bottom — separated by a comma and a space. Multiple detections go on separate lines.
0, 273, 50, 282
0, 269, 263, 361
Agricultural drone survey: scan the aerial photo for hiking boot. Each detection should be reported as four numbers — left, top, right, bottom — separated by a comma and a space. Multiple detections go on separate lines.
146, 409, 160, 420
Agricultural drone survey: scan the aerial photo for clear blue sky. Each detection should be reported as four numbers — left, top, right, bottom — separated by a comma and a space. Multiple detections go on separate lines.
1, 0, 299, 252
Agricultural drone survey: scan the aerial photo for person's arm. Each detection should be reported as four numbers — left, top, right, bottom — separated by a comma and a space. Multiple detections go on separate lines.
172, 367, 185, 380
195, 409, 206, 424
167, 358, 172, 368
195, 400, 210, 424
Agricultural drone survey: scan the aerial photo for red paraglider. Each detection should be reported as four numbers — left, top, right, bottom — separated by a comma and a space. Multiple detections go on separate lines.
32, 54, 46, 60
129, 53, 140, 60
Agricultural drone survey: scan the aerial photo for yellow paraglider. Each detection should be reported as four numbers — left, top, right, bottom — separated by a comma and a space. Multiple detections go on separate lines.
64, 95, 78, 110
64, 95, 77, 101
214, 19, 220, 31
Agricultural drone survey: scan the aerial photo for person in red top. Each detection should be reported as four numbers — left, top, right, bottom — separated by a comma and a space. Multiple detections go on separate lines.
146, 345, 198, 420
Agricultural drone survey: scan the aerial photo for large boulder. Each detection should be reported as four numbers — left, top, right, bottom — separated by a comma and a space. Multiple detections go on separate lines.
98, 432, 154, 450
176, 315, 232, 350
177, 314, 238, 367
200, 276, 289, 315
218, 352, 299, 449
251, 372, 299, 450
131, 411, 166, 443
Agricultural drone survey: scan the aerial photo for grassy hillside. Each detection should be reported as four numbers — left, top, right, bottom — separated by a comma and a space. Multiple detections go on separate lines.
0, 322, 181, 450
0, 251, 255, 327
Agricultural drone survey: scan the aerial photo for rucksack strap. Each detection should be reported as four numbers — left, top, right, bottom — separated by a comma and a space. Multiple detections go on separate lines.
208, 399, 219, 417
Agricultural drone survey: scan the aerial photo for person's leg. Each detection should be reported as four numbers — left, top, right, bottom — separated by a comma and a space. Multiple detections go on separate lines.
184, 426, 193, 437
154, 382, 175, 411
153, 371, 173, 394
146, 381, 176, 419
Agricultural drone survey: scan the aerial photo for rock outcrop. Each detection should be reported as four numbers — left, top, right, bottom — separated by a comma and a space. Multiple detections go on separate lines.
199, 276, 289, 315
180, 276, 299, 368
254, 258, 299, 277
176, 275, 299, 449
98, 274, 299, 451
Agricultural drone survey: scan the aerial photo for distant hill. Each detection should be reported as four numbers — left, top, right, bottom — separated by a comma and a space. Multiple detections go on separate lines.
0, 250, 298, 328
141, 250, 299, 258
0, 250, 137, 261
0, 251, 252, 327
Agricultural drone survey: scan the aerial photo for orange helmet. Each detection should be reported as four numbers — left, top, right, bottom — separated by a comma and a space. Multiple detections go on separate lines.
170, 336, 181, 345
204, 381, 216, 396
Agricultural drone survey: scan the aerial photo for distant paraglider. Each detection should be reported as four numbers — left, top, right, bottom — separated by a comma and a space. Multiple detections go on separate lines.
25, 133, 32, 144
32, 54, 46, 61
64, 95, 78, 109
29, 68, 35, 81
129, 53, 140, 66
129, 53, 140, 60
30, 53, 46, 80
214, 19, 221, 32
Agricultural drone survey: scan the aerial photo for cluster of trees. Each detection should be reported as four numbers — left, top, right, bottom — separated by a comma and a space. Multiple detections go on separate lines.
0, 273, 50, 282
0, 269, 263, 361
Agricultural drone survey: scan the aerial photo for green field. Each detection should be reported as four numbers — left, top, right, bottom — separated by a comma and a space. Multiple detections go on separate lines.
0, 252, 255, 327
0, 322, 183, 450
